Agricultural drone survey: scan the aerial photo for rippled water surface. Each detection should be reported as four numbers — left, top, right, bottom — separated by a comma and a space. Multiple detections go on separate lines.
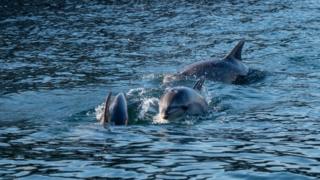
1, 0, 320, 179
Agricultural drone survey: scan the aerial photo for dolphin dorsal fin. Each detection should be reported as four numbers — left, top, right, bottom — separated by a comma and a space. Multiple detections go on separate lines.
101, 92, 112, 126
224, 39, 245, 61
193, 76, 205, 91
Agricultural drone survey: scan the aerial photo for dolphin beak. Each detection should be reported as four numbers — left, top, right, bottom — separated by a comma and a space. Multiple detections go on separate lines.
162, 114, 169, 120
159, 111, 169, 120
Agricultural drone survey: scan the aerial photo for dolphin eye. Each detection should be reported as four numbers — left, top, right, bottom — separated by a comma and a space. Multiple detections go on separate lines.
181, 105, 188, 111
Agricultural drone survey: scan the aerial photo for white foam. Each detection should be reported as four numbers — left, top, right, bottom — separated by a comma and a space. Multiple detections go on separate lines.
152, 114, 169, 124
201, 85, 213, 105
95, 103, 105, 122
138, 97, 159, 119
127, 87, 146, 97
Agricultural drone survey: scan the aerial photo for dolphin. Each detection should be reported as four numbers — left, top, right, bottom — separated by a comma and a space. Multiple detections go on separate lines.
101, 92, 128, 126
159, 77, 208, 120
164, 40, 250, 84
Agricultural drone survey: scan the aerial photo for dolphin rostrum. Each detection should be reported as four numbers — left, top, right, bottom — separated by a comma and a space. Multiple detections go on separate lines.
159, 77, 208, 120
101, 92, 128, 126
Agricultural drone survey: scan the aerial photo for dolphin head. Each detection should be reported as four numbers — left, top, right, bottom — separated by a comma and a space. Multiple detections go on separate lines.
109, 93, 128, 125
159, 87, 191, 120
159, 77, 207, 120
102, 92, 128, 126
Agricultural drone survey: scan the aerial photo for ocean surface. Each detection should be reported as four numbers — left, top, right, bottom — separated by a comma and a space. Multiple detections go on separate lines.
1, 0, 320, 179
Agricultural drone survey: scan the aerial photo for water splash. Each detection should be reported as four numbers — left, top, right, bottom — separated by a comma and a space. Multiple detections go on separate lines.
127, 87, 146, 97
152, 114, 169, 124
95, 103, 104, 122
138, 97, 159, 119
201, 85, 213, 105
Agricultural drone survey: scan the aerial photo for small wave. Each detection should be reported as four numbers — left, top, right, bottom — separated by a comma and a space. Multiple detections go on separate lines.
142, 73, 156, 80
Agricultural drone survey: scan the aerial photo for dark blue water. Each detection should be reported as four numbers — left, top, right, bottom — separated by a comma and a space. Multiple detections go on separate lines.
1, 0, 320, 179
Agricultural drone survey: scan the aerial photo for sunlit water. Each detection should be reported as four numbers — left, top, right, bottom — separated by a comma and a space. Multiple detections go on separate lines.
1, 0, 320, 179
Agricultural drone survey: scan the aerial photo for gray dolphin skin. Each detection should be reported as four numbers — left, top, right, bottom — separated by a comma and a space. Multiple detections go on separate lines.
101, 92, 128, 126
167, 40, 249, 84
159, 77, 208, 120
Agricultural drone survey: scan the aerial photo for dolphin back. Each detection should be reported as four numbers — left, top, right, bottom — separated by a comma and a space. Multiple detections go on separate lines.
179, 40, 249, 83
224, 39, 245, 60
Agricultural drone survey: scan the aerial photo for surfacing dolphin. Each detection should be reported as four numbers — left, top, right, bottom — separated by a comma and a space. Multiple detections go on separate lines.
164, 40, 252, 84
101, 92, 128, 126
159, 77, 208, 121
